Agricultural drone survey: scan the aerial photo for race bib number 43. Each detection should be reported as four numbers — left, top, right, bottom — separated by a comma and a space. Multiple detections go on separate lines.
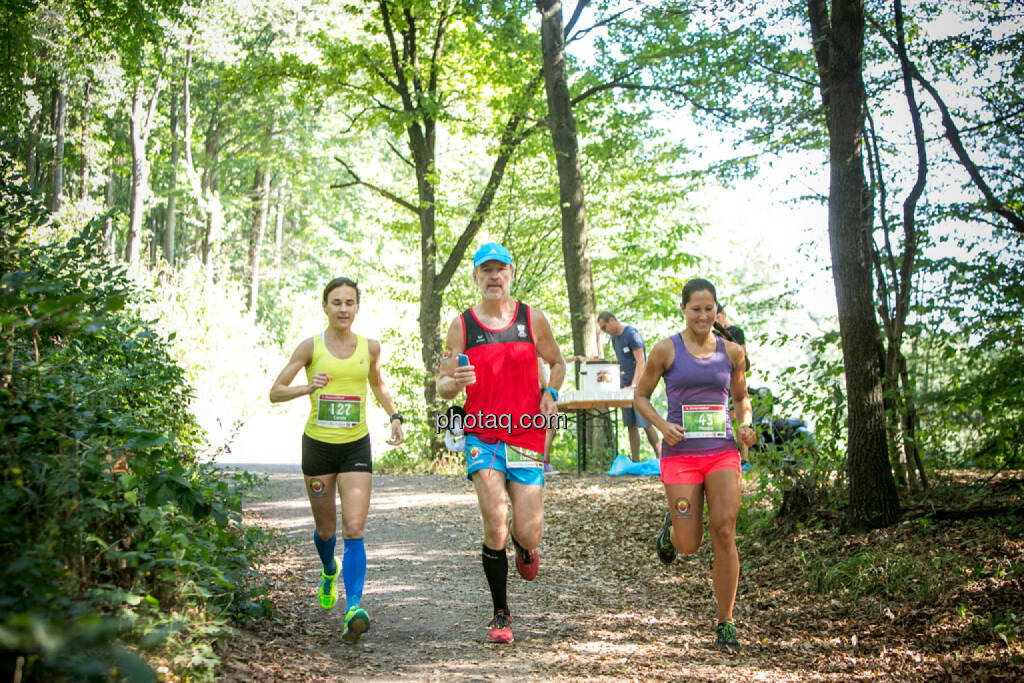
317, 394, 361, 428
682, 404, 728, 439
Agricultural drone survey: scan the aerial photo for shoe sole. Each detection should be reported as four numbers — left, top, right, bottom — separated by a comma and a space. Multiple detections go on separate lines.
655, 514, 677, 565
509, 525, 539, 581
515, 552, 539, 581
342, 613, 370, 644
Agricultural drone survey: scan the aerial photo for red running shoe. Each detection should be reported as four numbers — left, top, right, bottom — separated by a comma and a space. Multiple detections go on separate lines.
510, 530, 539, 581
487, 611, 514, 644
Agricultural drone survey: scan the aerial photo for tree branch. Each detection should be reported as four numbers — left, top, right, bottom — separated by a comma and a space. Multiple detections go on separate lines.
435, 76, 547, 293
567, 5, 634, 45
868, 11, 1024, 234
386, 139, 415, 169
571, 79, 739, 123
428, 2, 450, 98
379, 0, 415, 113
893, 0, 926, 349
806, 0, 832, 117
564, 0, 590, 38
332, 157, 419, 214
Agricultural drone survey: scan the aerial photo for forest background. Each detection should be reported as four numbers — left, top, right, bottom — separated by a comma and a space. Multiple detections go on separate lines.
2, 0, 1022, 679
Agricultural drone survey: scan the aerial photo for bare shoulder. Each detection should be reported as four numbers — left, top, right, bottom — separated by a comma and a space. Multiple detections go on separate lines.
724, 339, 745, 366
528, 305, 550, 324
648, 337, 675, 367
293, 336, 315, 363
528, 306, 555, 333
444, 314, 466, 352
366, 337, 381, 360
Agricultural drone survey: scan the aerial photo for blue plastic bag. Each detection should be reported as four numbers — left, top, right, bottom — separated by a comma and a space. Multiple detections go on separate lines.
606, 454, 660, 476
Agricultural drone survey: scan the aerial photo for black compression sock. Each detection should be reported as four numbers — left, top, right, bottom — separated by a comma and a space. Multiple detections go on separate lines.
481, 544, 509, 615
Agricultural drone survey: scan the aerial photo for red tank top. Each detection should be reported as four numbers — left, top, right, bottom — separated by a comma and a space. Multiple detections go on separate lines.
461, 302, 545, 452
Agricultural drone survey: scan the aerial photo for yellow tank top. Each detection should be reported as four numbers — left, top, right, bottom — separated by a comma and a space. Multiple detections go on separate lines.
303, 333, 370, 443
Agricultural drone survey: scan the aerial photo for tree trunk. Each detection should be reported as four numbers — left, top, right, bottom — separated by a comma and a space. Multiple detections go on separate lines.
104, 163, 116, 259
537, 0, 598, 359
164, 89, 179, 266
78, 79, 92, 201
25, 105, 42, 192
201, 113, 226, 270
149, 207, 162, 267
126, 85, 146, 263
537, 0, 609, 465
898, 353, 928, 490
47, 82, 67, 212
274, 177, 286, 284
126, 78, 162, 265
248, 165, 270, 312
807, 0, 900, 530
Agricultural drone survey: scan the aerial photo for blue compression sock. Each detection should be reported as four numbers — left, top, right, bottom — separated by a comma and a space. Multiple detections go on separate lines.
343, 537, 366, 611
313, 531, 337, 575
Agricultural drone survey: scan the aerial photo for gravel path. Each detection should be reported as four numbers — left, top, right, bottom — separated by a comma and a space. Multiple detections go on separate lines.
217, 471, 992, 681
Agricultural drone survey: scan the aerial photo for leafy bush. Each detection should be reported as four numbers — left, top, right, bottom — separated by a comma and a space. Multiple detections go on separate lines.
750, 329, 848, 518
0, 154, 269, 680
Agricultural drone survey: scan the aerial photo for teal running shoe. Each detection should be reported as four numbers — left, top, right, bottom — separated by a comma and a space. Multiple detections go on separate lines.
716, 621, 740, 651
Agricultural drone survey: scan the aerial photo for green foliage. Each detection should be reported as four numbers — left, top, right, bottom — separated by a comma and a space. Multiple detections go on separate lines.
910, 239, 1024, 469
751, 328, 848, 515
0, 155, 269, 679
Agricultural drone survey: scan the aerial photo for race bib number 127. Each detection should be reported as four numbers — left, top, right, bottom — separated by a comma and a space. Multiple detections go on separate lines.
317, 394, 361, 428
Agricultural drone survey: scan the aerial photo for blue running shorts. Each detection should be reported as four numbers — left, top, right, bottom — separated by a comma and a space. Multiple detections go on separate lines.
465, 434, 545, 486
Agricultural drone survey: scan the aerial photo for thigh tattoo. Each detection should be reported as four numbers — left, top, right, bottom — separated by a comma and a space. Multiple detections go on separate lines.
308, 477, 328, 498
673, 496, 692, 519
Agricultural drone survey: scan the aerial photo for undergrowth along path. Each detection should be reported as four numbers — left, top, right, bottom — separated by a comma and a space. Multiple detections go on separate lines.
219, 472, 1022, 681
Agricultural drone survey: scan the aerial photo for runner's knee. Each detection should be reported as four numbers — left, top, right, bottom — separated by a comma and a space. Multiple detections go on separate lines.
315, 521, 337, 539
341, 518, 365, 539
676, 533, 702, 555
709, 517, 736, 547
513, 521, 541, 549
483, 520, 508, 549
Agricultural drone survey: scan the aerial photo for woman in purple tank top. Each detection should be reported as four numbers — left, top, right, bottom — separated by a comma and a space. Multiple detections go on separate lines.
634, 278, 756, 652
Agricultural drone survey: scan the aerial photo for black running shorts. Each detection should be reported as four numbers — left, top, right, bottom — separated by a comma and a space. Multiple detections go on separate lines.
301, 433, 373, 476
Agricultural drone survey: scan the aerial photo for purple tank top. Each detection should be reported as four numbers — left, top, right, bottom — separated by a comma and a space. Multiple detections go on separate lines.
662, 333, 736, 457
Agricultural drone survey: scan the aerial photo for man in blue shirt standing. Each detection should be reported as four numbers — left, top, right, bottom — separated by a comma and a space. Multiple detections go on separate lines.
597, 312, 662, 461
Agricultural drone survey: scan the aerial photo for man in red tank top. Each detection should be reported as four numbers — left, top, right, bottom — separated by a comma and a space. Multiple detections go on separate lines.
437, 242, 565, 644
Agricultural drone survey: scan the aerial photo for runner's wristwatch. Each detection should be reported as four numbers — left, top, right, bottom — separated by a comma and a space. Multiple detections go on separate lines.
390, 412, 404, 424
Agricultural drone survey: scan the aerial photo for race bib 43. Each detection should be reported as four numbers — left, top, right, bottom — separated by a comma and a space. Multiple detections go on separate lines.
682, 404, 728, 439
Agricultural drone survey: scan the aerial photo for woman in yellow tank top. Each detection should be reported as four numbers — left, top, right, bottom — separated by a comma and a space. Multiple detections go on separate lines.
269, 277, 404, 644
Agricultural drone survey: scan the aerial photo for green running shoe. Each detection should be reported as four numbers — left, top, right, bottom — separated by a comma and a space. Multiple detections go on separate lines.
715, 621, 740, 651
318, 556, 339, 610
342, 607, 370, 644
655, 511, 677, 565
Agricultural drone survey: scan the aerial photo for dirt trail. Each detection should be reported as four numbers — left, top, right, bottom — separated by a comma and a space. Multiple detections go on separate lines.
218, 472, 988, 681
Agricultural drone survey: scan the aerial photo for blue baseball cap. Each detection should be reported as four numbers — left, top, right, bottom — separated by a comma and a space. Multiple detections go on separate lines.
472, 242, 512, 267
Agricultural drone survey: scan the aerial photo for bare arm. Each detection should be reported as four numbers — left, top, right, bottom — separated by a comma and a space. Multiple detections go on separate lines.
531, 308, 566, 416
727, 341, 756, 448
436, 317, 474, 400
633, 339, 685, 446
630, 347, 646, 388
269, 337, 321, 403
367, 338, 404, 446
